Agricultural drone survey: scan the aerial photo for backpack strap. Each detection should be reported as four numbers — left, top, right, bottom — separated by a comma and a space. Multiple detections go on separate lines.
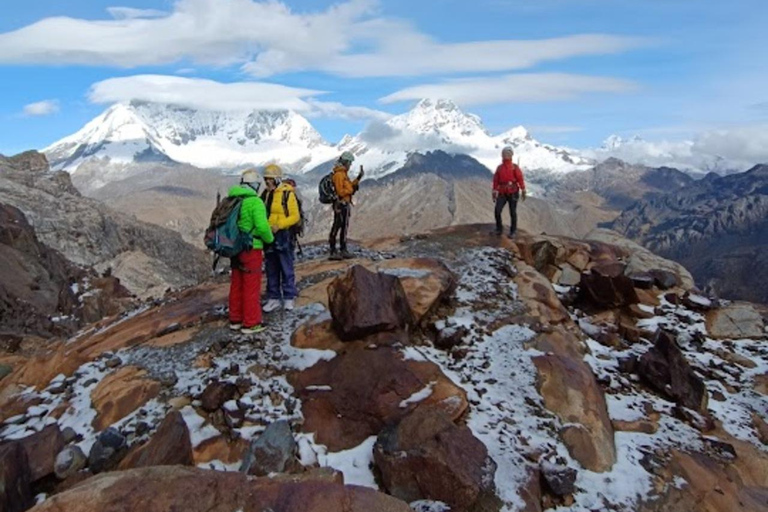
281, 190, 292, 217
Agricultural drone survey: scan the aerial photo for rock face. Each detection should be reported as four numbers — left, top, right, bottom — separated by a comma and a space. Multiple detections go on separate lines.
610, 164, 768, 303
706, 303, 765, 339
328, 265, 414, 341
90, 366, 161, 430
18, 424, 65, 481
240, 420, 297, 477
0, 442, 34, 512
30, 466, 413, 512
579, 263, 639, 309
0, 151, 209, 299
119, 410, 193, 469
532, 354, 616, 472
374, 407, 497, 512
637, 330, 708, 412
290, 347, 468, 451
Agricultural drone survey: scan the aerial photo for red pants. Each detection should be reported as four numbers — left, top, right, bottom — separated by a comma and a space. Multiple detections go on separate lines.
228, 249, 263, 327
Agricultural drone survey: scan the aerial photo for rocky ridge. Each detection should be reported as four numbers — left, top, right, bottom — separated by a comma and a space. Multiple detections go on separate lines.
0, 225, 766, 512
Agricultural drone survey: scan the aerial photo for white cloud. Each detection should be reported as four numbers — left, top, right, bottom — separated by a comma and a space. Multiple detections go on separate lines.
380, 73, 637, 106
528, 125, 584, 135
23, 100, 60, 116
87, 74, 388, 121
106, 7, 167, 20
0, 0, 643, 78
584, 125, 768, 173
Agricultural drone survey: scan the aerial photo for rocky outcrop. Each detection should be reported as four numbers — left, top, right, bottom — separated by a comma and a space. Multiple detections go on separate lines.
0, 151, 209, 299
90, 367, 161, 430
119, 410, 193, 469
29, 466, 413, 512
637, 330, 708, 412
706, 303, 765, 339
374, 407, 497, 512
328, 265, 414, 341
290, 347, 467, 451
18, 424, 65, 482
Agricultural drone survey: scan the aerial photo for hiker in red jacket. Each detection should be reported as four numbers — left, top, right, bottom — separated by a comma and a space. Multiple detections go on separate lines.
492, 146, 527, 237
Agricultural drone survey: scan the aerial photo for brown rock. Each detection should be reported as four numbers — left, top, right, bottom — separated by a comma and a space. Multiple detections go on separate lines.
611, 419, 658, 434
90, 366, 161, 430
328, 265, 414, 341
519, 466, 543, 512
18, 424, 65, 481
193, 436, 249, 465
374, 407, 497, 512
29, 466, 413, 512
514, 263, 570, 325
290, 347, 467, 451
752, 414, 768, 445
376, 258, 456, 322
291, 316, 346, 352
706, 303, 765, 340
532, 354, 616, 472
755, 374, 768, 395
119, 410, 193, 469
200, 380, 238, 412
637, 330, 708, 413
579, 263, 639, 310
0, 442, 34, 512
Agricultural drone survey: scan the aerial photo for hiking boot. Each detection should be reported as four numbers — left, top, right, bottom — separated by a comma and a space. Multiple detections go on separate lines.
283, 299, 295, 311
507, 231, 516, 239
328, 252, 343, 261
241, 324, 266, 335
263, 299, 281, 313
229, 323, 242, 331
341, 250, 354, 259
493, 230, 502, 237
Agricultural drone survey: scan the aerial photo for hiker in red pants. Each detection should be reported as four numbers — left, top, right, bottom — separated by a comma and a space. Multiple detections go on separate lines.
228, 168, 274, 334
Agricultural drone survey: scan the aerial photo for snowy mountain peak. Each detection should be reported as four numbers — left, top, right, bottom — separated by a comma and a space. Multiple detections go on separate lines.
499, 126, 532, 142
45, 102, 336, 173
389, 98, 490, 143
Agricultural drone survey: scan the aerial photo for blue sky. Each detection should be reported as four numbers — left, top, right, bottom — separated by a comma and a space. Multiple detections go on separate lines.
1, 0, 767, 156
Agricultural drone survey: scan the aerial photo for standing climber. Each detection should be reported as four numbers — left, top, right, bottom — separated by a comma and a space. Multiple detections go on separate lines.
228, 168, 273, 334
492, 146, 526, 238
329, 151, 364, 260
260, 164, 300, 312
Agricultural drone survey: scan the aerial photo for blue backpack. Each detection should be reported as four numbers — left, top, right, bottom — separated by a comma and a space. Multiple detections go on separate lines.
204, 196, 253, 266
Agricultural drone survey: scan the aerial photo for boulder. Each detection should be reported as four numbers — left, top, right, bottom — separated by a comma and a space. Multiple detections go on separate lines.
706, 303, 765, 340
327, 265, 414, 341
513, 263, 570, 325
118, 410, 193, 469
29, 466, 413, 512
579, 263, 639, 310
55, 446, 87, 480
649, 269, 679, 290
18, 424, 65, 481
290, 347, 467, 451
540, 462, 577, 497
200, 380, 238, 413
90, 366, 161, 430
637, 330, 708, 412
0, 442, 34, 512
374, 407, 497, 512
557, 265, 582, 287
240, 420, 297, 476
88, 427, 127, 474
532, 354, 616, 472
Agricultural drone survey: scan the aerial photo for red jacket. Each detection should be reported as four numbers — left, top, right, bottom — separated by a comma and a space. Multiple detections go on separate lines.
493, 162, 525, 194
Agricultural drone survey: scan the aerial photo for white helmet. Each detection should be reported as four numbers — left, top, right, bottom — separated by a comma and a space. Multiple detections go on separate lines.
241, 168, 259, 183
501, 146, 514, 159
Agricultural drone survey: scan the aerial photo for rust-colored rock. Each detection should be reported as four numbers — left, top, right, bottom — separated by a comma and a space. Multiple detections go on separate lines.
200, 380, 238, 412
119, 410, 193, 469
514, 263, 570, 325
374, 407, 497, 512
193, 436, 249, 465
29, 466, 413, 512
290, 347, 467, 451
18, 424, 65, 481
90, 366, 161, 430
327, 265, 414, 341
0, 442, 34, 512
533, 354, 616, 472
637, 330, 708, 413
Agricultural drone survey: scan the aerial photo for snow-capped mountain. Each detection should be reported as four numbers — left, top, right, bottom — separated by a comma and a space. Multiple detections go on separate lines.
332, 99, 593, 180
45, 101, 337, 172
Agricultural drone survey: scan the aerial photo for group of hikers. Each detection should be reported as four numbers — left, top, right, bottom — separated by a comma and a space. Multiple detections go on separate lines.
212, 146, 525, 334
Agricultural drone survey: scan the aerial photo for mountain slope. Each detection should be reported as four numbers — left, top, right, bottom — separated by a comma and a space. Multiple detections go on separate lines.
45, 101, 337, 174
610, 164, 768, 302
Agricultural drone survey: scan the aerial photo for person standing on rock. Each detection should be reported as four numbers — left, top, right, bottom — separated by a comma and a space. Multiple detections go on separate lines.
492, 146, 526, 238
260, 164, 300, 313
329, 151, 364, 260
228, 168, 274, 334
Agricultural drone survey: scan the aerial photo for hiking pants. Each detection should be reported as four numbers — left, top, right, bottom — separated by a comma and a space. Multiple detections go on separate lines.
495, 192, 520, 234
265, 230, 297, 300
329, 202, 351, 252
229, 249, 263, 328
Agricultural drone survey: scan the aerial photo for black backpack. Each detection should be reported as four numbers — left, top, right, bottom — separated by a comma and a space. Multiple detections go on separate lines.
318, 173, 337, 204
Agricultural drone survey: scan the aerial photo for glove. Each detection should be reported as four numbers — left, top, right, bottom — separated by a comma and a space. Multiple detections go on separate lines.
521, 190, 527, 202
492, 191, 498, 202
358, 165, 365, 181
